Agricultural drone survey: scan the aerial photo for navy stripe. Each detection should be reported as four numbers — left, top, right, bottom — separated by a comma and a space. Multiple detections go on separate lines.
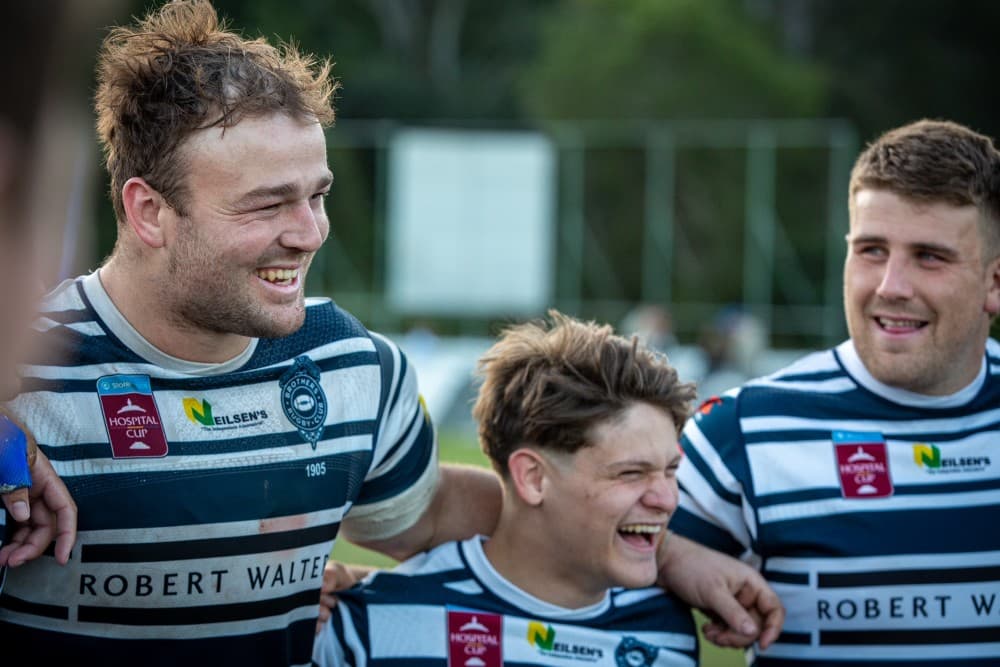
757, 478, 1000, 508
369, 333, 398, 470
19, 350, 378, 393
82, 521, 341, 563
69, 449, 370, 530
818, 564, 1000, 588
679, 437, 743, 507
774, 631, 811, 645
372, 405, 423, 476
744, 422, 1000, 445
353, 416, 434, 506
78, 587, 319, 625
821, 626, 1000, 645
40, 419, 375, 462
0, 617, 317, 666
668, 507, 747, 558
765, 570, 810, 585
0, 593, 68, 619
760, 503, 1000, 557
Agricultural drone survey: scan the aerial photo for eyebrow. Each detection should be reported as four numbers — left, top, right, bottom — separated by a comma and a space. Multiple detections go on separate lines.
608, 453, 682, 471
233, 171, 334, 209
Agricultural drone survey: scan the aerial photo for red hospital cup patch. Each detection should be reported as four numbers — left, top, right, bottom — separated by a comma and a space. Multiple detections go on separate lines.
97, 375, 168, 458
447, 609, 503, 667
833, 431, 892, 498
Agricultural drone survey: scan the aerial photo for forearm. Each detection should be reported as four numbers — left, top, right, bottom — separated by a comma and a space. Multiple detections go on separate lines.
357, 463, 502, 562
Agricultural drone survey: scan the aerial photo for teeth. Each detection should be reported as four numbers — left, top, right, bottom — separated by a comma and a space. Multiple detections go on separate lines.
256, 268, 298, 283
619, 524, 663, 534
878, 317, 922, 328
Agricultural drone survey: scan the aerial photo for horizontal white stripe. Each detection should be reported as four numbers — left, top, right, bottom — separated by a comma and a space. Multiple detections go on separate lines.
741, 405, 1000, 436
749, 432, 1000, 496
746, 377, 856, 394
76, 506, 350, 545
46, 435, 371, 478
612, 587, 664, 607
369, 604, 444, 658
759, 487, 1000, 524
5, 542, 333, 610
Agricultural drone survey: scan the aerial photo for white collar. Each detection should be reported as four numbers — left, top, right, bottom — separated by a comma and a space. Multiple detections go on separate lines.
81, 271, 257, 376
836, 339, 985, 408
460, 535, 612, 620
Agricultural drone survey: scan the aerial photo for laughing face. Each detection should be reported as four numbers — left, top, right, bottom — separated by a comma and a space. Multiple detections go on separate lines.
542, 402, 681, 599
845, 189, 1000, 395
159, 113, 332, 342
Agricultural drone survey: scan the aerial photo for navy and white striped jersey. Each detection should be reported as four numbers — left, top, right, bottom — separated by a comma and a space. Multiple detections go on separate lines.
0, 273, 438, 666
315, 536, 698, 667
673, 339, 1000, 666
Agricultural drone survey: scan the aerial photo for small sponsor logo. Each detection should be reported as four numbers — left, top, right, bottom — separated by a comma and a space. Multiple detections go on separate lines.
913, 443, 991, 474
97, 375, 168, 458
833, 431, 892, 498
526, 621, 604, 662
279, 356, 328, 450
447, 609, 502, 667
615, 636, 660, 667
698, 396, 723, 415
182, 398, 268, 430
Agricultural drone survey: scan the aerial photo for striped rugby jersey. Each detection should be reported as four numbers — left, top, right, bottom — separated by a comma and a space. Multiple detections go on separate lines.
314, 536, 698, 666
673, 339, 1000, 666
0, 272, 438, 666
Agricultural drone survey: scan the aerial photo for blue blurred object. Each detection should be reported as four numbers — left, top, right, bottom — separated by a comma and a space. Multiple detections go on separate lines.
0, 414, 31, 494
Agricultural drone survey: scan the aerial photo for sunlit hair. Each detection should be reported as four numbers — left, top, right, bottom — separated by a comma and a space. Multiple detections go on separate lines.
472, 310, 696, 477
95, 0, 337, 224
849, 119, 1000, 258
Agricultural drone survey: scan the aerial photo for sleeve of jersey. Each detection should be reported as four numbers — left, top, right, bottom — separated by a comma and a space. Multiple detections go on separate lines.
313, 592, 370, 667
671, 393, 757, 561
340, 333, 439, 543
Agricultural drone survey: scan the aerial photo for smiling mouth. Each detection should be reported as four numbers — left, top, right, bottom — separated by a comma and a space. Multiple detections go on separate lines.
875, 316, 927, 332
618, 523, 664, 548
256, 268, 299, 286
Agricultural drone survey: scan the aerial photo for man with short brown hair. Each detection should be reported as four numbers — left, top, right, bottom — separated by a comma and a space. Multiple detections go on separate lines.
672, 119, 1000, 665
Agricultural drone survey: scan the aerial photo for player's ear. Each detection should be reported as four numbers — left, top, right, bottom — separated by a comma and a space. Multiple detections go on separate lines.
507, 448, 546, 507
984, 254, 1000, 316
121, 177, 169, 249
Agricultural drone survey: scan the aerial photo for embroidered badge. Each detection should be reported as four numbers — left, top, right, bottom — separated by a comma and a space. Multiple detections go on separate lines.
833, 431, 893, 498
615, 636, 660, 667
97, 375, 168, 458
279, 356, 328, 450
447, 608, 503, 667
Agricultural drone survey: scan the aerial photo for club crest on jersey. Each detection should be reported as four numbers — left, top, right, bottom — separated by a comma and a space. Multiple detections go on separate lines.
279, 356, 327, 450
97, 375, 168, 458
833, 431, 893, 498
446, 608, 502, 667
615, 636, 660, 667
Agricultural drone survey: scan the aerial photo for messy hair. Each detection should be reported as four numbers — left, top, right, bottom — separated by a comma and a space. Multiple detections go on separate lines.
850, 119, 1000, 257
95, 0, 337, 222
473, 310, 696, 476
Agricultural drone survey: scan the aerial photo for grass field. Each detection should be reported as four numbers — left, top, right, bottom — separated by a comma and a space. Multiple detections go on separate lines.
331, 431, 746, 667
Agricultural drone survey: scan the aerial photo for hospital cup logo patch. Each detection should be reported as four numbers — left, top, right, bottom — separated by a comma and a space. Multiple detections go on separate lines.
97, 375, 168, 458
833, 431, 893, 498
447, 609, 502, 667
279, 356, 327, 450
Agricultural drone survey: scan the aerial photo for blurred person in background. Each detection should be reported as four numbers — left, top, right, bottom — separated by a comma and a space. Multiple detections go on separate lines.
0, 0, 82, 574
671, 119, 1000, 665
316, 311, 701, 666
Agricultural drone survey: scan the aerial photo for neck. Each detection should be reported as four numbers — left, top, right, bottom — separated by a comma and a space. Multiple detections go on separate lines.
482, 499, 606, 609
99, 258, 251, 363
